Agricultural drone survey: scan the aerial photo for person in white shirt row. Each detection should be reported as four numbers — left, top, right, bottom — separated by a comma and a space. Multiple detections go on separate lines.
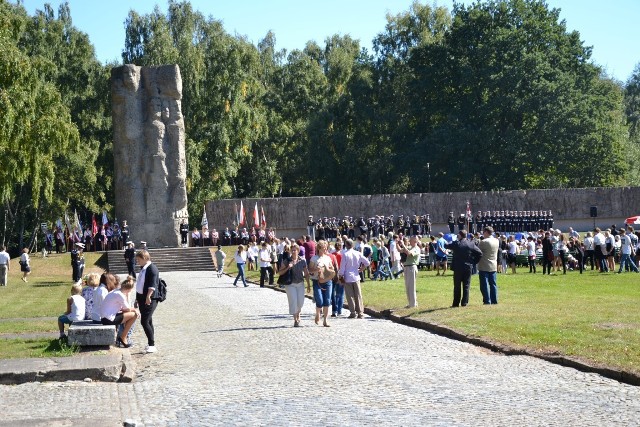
0, 245, 10, 286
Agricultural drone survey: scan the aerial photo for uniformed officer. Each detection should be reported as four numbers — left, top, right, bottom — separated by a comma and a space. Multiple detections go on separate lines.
124, 241, 136, 278
70, 242, 85, 282
447, 212, 455, 234
307, 215, 316, 241
121, 220, 130, 246
180, 219, 189, 248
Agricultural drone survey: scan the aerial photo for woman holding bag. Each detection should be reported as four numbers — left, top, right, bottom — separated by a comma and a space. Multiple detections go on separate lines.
279, 244, 310, 327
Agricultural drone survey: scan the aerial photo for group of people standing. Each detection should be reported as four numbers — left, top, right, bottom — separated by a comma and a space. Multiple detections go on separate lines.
46, 220, 131, 255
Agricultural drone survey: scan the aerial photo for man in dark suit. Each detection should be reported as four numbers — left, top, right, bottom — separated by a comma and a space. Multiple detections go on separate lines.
445, 230, 482, 307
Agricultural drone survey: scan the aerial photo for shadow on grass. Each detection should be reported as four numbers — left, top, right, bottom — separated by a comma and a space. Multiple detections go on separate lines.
407, 306, 452, 316
32, 281, 69, 288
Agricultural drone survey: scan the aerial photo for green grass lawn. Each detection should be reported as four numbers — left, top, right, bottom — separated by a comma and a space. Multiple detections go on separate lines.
0, 251, 105, 358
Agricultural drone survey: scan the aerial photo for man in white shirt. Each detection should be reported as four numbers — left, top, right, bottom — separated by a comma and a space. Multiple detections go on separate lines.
258, 242, 274, 287
583, 232, 595, 270
507, 235, 518, 274
593, 227, 608, 272
478, 227, 499, 305
618, 229, 639, 273
338, 239, 370, 319
0, 246, 10, 286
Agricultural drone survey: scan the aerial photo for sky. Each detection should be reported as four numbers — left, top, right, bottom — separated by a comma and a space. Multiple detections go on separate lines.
18, 0, 640, 82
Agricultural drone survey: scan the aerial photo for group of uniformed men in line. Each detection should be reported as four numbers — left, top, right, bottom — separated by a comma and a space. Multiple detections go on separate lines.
447, 210, 554, 235
305, 210, 554, 241
306, 214, 433, 241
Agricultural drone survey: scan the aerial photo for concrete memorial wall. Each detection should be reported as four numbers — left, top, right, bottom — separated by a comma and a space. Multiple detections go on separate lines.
205, 187, 640, 237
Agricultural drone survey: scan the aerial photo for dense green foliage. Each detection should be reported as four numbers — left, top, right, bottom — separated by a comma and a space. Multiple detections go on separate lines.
0, 0, 639, 252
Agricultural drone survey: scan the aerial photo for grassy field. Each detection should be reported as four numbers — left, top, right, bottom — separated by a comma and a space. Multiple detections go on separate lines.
0, 251, 105, 358
220, 245, 640, 374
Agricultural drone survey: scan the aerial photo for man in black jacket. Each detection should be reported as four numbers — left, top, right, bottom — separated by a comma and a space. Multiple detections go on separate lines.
445, 230, 482, 307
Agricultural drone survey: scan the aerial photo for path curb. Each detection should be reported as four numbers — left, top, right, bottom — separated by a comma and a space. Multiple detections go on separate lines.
0, 348, 135, 385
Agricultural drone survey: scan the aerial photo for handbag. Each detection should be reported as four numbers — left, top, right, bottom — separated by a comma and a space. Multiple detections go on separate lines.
277, 270, 292, 285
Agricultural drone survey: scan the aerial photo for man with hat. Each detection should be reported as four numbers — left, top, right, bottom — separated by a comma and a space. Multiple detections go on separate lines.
447, 212, 455, 234
140, 241, 148, 250
124, 241, 136, 278
71, 242, 85, 282
180, 219, 189, 248
307, 215, 316, 241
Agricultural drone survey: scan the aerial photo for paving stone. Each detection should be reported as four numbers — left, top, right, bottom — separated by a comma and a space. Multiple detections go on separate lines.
1, 271, 640, 426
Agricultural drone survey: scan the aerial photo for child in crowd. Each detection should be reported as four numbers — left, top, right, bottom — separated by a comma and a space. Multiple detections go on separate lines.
57, 283, 86, 339
81, 273, 100, 320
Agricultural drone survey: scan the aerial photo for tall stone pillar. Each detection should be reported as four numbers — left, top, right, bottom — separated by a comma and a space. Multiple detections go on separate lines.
111, 64, 189, 247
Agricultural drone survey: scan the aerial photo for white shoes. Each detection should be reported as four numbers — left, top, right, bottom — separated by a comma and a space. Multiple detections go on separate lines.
145, 345, 157, 353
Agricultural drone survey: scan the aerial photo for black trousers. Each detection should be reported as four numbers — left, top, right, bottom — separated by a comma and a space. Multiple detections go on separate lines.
452, 268, 472, 307
136, 293, 158, 346
260, 266, 274, 286
181, 233, 188, 244
585, 250, 595, 270
126, 260, 136, 278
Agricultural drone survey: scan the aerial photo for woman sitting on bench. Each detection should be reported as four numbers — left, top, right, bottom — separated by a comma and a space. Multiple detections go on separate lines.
100, 276, 139, 348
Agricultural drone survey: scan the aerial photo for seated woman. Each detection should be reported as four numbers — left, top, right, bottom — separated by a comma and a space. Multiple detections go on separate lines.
100, 275, 139, 348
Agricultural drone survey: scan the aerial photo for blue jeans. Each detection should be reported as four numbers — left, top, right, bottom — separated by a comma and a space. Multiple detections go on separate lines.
332, 282, 345, 314
234, 263, 247, 286
373, 259, 391, 280
618, 253, 639, 272
479, 271, 498, 304
313, 279, 333, 308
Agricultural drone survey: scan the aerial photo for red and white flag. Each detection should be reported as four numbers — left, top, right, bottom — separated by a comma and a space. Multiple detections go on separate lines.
253, 203, 259, 228
239, 201, 245, 226
261, 206, 266, 228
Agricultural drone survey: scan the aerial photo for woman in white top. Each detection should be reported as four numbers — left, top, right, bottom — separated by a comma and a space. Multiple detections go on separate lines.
233, 245, 248, 287
604, 230, 616, 272
583, 232, 595, 270
19, 248, 30, 282
278, 244, 311, 327
101, 276, 139, 347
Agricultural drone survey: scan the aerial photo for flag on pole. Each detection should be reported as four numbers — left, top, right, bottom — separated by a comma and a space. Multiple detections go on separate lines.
253, 202, 259, 228
261, 206, 266, 228
92, 214, 98, 235
56, 218, 63, 231
234, 203, 239, 226
466, 201, 471, 231
74, 210, 81, 231
102, 211, 109, 225
64, 211, 73, 235
202, 205, 209, 228
239, 201, 245, 226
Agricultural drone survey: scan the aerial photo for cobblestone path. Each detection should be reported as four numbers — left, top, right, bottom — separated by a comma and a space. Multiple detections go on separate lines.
1, 271, 640, 426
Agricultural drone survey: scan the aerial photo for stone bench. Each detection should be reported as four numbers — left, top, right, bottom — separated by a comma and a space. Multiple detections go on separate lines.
68, 320, 116, 347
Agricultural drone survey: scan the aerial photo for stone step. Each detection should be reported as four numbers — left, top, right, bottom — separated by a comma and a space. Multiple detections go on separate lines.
106, 247, 217, 274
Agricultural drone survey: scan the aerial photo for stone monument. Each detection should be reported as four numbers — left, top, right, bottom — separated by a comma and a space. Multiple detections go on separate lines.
111, 64, 189, 247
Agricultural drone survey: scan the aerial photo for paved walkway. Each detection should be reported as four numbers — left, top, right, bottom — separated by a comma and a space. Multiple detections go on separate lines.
1, 271, 640, 426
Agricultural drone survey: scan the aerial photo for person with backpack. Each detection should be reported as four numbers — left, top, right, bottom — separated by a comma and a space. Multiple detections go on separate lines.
135, 249, 160, 354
